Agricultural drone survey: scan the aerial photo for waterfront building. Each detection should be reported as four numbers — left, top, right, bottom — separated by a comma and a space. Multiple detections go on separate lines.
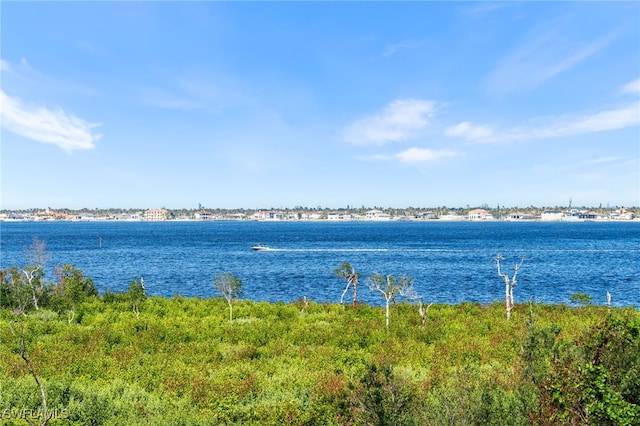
365, 210, 392, 221
143, 208, 168, 221
468, 209, 494, 221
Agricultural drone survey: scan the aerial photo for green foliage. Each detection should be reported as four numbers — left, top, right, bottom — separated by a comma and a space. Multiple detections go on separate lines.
534, 312, 640, 425
351, 363, 417, 425
569, 292, 593, 306
0, 294, 636, 425
0, 265, 52, 313
127, 277, 147, 303
51, 264, 99, 312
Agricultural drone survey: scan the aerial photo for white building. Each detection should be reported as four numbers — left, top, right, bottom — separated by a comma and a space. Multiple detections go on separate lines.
250, 211, 271, 221
507, 212, 537, 221
365, 210, 392, 221
327, 212, 352, 221
468, 209, 494, 221
300, 211, 323, 220
113, 213, 142, 221
439, 213, 465, 221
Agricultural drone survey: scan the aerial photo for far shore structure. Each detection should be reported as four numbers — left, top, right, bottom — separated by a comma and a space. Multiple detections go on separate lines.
1, 206, 637, 223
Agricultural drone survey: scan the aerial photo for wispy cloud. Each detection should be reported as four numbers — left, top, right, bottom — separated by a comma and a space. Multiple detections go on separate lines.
445, 122, 493, 141
140, 87, 207, 111
621, 78, 640, 94
343, 99, 437, 146
382, 40, 421, 58
498, 101, 640, 143
484, 29, 618, 95
140, 68, 254, 113
0, 90, 101, 152
395, 148, 457, 163
358, 148, 457, 163
449, 79, 640, 144
2, 58, 103, 98
461, 2, 508, 19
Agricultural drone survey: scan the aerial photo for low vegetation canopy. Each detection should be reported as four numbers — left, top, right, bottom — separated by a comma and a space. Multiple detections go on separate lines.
1, 267, 638, 425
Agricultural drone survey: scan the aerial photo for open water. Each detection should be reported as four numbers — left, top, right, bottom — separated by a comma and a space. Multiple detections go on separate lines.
1, 221, 638, 307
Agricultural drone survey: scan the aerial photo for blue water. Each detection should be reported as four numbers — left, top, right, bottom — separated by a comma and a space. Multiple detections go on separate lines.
1, 221, 638, 307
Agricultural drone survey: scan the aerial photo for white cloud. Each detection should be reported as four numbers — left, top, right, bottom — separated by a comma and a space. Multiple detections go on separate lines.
484, 29, 617, 94
461, 3, 507, 19
382, 40, 421, 58
448, 100, 639, 145
395, 148, 457, 163
499, 102, 640, 142
445, 122, 493, 141
344, 99, 437, 146
560, 102, 640, 134
621, 78, 640, 94
0, 90, 101, 152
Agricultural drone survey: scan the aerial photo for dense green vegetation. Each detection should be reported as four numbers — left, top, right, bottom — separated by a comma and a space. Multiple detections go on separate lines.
1, 248, 638, 425
1, 290, 638, 425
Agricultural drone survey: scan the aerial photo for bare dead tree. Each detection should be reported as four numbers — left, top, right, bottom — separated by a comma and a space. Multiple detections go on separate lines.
335, 262, 360, 306
9, 322, 53, 426
24, 237, 51, 266
369, 273, 414, 328
418, 300, 433, 327
22, 237, 51, 311
213, 272, 242, 322
22, 267, 43, 311
399, 284, 432, 327
495, 255, 525, 320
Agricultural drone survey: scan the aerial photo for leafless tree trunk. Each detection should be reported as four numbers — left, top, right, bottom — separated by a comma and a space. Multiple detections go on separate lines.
22, 267, 42, 310
213, 272, 242, 322
369, 274, 413, 328
10, 323, 53, 426
336, 262, 360, 306
25, 237, 50, 267
399, 285, 431, 327
22, 237, 51, 311
418, 301, 433, 327
495, 255, 525, 320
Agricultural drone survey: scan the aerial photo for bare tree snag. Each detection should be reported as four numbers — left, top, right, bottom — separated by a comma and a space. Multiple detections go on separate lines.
417, 301, 433, 327
495, 255, 525, 320
399, 284, 431, 327
22, 267, 42, 311
334, 262, 360, 306
11, 323, 53, 426
21, 237, 51, 311
369, 273, 414, 328
213, 272, 242, 322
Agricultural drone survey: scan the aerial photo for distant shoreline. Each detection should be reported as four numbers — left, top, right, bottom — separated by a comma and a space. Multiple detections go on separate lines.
2, 217, 639, 223
2, 206, 638, 223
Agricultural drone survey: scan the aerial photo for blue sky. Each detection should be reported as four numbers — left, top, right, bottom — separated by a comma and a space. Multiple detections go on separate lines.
1, 2, 639, 210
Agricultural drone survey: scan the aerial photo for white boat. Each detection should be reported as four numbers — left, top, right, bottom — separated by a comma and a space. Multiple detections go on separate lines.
252, 244, 271, 251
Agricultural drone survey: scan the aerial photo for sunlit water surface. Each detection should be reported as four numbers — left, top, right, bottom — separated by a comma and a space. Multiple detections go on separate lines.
1, 221, 638, 306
